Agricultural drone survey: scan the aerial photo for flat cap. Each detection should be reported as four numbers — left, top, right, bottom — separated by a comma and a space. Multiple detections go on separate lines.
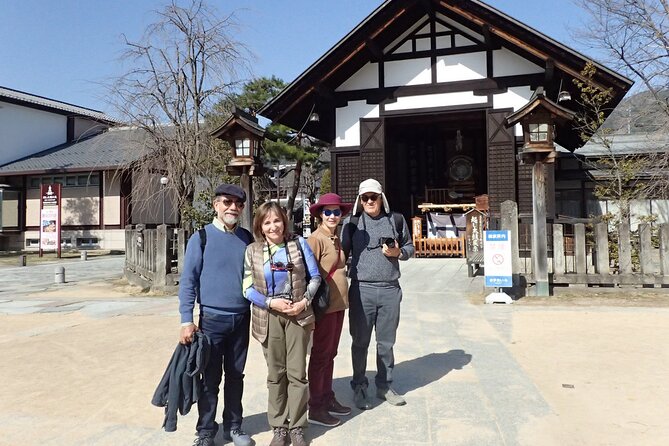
214, 184, 246, 201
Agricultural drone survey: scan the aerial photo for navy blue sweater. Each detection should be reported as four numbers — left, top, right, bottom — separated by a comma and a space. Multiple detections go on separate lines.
179, 224, 251, 323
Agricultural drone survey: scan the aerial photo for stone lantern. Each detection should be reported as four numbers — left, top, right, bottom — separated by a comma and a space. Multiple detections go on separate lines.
211, 106, 266, 229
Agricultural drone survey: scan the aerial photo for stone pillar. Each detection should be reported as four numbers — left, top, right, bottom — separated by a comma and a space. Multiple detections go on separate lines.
531, 161, 549, 296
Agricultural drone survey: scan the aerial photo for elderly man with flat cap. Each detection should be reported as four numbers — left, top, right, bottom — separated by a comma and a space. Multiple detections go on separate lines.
179, 184, 255, 446
341, 178, 415, 410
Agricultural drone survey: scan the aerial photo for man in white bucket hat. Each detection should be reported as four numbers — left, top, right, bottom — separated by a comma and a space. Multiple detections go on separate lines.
341, 178, 414, 410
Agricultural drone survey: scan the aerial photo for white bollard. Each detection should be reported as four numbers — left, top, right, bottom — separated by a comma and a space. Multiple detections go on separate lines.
55, 266, 65, 284
80, 251, 88, 261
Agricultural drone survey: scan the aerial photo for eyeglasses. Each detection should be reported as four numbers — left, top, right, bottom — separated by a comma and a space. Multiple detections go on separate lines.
360, 194, 380, 202
322, 209, 342, 217
219, 198, 245, 207
270, 261, 294, 272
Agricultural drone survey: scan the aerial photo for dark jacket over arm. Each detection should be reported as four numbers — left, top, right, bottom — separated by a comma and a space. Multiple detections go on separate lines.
151, 331, 211, 432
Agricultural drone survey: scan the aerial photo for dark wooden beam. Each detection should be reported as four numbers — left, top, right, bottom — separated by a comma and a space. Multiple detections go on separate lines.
365, 37, 384, 62
418, 0, 435, 18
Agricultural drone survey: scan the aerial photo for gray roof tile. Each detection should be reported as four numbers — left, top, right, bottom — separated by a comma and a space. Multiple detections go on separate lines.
0, 128, 150, 174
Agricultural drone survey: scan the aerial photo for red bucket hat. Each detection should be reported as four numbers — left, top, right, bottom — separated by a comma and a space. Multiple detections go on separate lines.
309, 193, 353, 217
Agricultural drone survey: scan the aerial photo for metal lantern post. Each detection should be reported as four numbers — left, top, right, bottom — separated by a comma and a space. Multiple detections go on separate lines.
160, 176, 169, 226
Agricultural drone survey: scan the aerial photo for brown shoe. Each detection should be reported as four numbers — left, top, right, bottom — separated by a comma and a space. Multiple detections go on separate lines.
328, 398, 351, 416
269, 427, 289, 446
307, 407, 341, 427
289, 426, 309, 446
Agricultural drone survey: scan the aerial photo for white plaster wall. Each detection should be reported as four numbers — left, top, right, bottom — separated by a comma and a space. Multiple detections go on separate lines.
454, 35, 476, 47
385, 58, 432, 87
493, 48, 544, 77
73, 117, 108, 140
1, 195, 19, 227
416, 38, 431, 51
394, 41, 413, 54
103, 171, 121, 226
0, 102, 67, 165
336, 63, 379, 91
493, 86, 534, 136
436, 13, 483, 41
436, 52, 486, 82
435, 35, 451, 49
385, 91, 487, 111
26, 189, 40, 227
385, 18, 426, 54
23, 229, 126, 251
61, 186, 100, 225
335, 101, 380, 147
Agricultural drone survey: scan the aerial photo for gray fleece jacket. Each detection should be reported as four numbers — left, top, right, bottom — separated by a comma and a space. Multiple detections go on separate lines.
341, 211, 415, 283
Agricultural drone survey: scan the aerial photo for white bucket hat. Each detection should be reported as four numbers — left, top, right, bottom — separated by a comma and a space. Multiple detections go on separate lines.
352, 178, 390, 215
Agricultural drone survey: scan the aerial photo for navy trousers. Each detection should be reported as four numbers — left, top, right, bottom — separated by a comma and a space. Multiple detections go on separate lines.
196, 310, 251, 435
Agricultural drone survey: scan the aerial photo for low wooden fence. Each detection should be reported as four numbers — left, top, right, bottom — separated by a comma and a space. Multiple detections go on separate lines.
124, 225, 186, 291
499, 201, 669, 287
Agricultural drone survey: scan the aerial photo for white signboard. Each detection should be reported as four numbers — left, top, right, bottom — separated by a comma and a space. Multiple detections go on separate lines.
40, 207, 59, 250
484, 230, 512, 288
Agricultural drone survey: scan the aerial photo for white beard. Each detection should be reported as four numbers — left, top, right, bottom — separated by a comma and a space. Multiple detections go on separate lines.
222, 214, 239, 226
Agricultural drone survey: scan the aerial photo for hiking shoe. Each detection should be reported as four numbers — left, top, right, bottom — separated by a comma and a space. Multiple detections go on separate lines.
307, 407, 341, 427
193, 433, 215, 446
269, 427, 289, 446
353, 386, 372, 410
328, 398, 351, 416
289, 427, 308, 446
223, 428, 254, 446
376, 387, 406, 406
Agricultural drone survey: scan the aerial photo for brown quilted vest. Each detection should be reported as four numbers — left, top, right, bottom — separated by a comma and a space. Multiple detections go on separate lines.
247, 237, 308, 343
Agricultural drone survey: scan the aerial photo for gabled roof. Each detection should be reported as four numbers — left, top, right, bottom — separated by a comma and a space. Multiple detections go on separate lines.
0, 86, 119, 124
0, 127, 151, 175
259, 0, 632, 148
506, 88, 575, 125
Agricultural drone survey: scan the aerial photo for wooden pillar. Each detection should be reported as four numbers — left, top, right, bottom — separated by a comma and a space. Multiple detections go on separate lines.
618, 221, 633, 274
639, 223, 653, 275
240, 168, 253, 232
595, 222, 610, 274
660, 223, 669, 277
532, 161, 549, 296
553, 224, 565, 275
574, 223, 587, 274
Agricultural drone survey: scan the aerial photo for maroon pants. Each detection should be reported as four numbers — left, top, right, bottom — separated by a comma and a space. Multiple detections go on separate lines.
308, 310, 345, 410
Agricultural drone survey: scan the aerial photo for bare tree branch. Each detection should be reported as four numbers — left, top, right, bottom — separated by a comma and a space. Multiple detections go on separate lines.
107, 0, 251, 228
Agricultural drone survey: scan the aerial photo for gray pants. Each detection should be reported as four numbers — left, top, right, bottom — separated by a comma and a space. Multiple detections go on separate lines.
349, 280, 402, 390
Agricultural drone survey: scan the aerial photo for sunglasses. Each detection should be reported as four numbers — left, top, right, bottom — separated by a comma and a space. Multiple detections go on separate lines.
360, 193, 380, 202
219, 198, 245, 207
270, 261, 294, 272
322, 209, 342, 217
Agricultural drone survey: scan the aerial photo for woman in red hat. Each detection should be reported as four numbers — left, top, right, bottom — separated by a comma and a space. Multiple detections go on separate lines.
305, 193, 353, 428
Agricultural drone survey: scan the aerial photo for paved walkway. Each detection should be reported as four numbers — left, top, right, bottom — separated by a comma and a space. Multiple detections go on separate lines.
1, 257, 668, 445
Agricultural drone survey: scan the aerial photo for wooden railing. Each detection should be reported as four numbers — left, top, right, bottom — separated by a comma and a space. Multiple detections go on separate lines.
124, 225, 186, 291
500, 201, 669, 287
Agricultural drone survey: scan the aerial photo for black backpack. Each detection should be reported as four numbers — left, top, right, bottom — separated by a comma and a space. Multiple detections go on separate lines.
198, 226, 253, 255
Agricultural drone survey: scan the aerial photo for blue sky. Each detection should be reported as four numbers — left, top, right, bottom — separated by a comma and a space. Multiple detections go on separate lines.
0, 0, 591, 115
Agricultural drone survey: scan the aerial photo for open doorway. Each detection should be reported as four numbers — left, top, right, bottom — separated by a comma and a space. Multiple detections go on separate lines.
385, 110, 487, 219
